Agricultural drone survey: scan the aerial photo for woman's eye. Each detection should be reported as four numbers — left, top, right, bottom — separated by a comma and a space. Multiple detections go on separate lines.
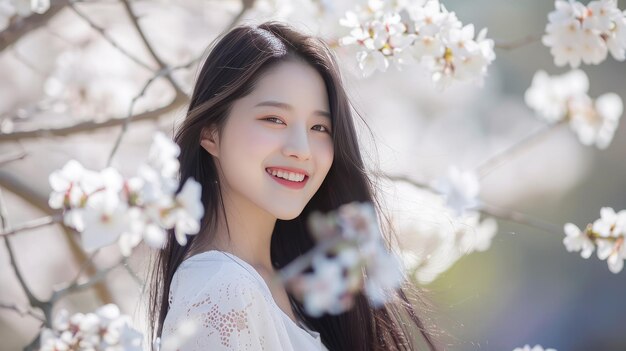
313, 125, 332, 134
263, 116, 285, 124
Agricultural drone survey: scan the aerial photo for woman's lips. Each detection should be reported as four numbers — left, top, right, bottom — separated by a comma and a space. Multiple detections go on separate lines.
266, 169, 309, 189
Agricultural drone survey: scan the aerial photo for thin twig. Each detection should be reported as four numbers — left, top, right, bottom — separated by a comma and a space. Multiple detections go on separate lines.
0, 151, 28, 167
68, 1, 154, 71
51, 257, 125, 303
11, 49, 47, 77
0, 189, 45, 309
105, 56, 200, 166
66, 249, 100, 288
119, 0, 184, 96
494, 34, 542, 51
0, 302, 45, 322
475, 122, 564, 179
122, 257, 144, 286
0, 214, 61, 237
480, 203, 563, 235
225, 0, 256, 32
378, 173, 563, 236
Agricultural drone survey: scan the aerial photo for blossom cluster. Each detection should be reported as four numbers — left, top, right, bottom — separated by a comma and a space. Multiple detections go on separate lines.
564, 207, 626, 273
0, 0, 50, 30
525, 69, 623, 149
543, 0, 626, 68
285, 201, 403, 317
386, 177, 497, 284
338, 0, 495, 87
513, 345, 557, 351
48, 132, 204, 256
39, 304, 143, 351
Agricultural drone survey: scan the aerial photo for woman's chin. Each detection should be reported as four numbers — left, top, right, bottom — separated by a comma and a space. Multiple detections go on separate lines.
273, 208, 305, 221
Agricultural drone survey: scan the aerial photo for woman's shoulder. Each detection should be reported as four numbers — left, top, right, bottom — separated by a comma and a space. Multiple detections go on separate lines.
169, 251, 273, 309
162, 252, 294, 350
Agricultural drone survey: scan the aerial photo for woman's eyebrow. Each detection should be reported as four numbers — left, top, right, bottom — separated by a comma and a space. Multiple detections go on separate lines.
254, 100, 331, 119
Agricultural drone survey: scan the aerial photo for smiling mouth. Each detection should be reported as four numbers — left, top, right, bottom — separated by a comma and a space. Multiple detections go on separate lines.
265, 168, 309, 189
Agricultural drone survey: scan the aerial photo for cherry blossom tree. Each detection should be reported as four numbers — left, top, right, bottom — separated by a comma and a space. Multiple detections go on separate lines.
1, 0, 625, 350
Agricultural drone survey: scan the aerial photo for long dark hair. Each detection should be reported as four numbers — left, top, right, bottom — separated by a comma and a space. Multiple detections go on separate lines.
148, 21, 441, 350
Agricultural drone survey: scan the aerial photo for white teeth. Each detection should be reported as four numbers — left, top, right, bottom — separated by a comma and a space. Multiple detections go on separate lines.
267, 168, 306, 182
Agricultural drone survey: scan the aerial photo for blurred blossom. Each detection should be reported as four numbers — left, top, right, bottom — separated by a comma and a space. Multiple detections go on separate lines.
297, 255, 349, 317
0, 1, 14, 31
287, 202, 403, 316
513, 345, 557, 351
384, 180, 497, 284
543, 0, 626, 67
163, 178, 204, 246
563, 223, 595, 258
158, 319, 199, 351
30, 0, 49, 14
0, 0, 50, 29
564, 207, 626, 273
524, 70, 589, 123
525, 69, 623, 149
43, 44, 140, 119
48, 132, 204, 256
39, 304, 143, 351
81, 191, 131, 252
338, 0, 495, 86
431, 166, 481, 217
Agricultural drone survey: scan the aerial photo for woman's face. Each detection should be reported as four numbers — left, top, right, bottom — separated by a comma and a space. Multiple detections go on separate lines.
201, 60, 334, 220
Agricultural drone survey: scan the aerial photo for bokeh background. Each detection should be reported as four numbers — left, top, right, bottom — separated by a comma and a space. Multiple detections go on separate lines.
1, 0, 625, 350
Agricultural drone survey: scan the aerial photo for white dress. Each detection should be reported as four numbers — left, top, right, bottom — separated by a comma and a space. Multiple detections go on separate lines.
161, 250, 329, 351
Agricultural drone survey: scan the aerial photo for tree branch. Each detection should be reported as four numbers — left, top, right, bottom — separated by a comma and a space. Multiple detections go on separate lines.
68, 1, 154, 71
0, 96, 186, 143
119, 0, 184, 96
0, 0, 70, 52
0, 170, 114, 307
475, 122, 565, 179
0, 190, 45, 310
106, 57, 198, 166
0, 215, 60, 237
225, 0, 256, 32
494, 34, 542, 51
0, 301, 45, 323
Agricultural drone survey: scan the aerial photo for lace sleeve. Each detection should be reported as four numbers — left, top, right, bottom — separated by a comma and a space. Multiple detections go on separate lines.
162, 268, 294, 351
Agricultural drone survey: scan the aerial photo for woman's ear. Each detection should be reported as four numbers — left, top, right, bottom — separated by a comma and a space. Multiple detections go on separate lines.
200, 127, 220, 158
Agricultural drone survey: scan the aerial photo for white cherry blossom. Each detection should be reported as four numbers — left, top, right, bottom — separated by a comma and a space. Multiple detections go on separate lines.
149, 132, 181, 179
298, 255, 348, 317
81, 191, 131, 253
288, 202, 403, 316
565, 207, 626, 273
40, 304, 143, 351
524, 69, 589, 123
162, 178, 204, 246
563, 223, 595, 258
569, 92, 623, 149
431, 166, 480, 217
524, 69, 623, 149
513, 345, 557, 351
543, 0, 626, 67
339, 0, 494, 85
48, 132, 204, 255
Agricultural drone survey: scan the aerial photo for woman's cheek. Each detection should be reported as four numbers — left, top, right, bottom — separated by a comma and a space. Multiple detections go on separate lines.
314, 138, 334, 170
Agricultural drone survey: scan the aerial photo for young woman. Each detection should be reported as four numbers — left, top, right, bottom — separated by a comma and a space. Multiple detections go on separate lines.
148, 21, 440, 351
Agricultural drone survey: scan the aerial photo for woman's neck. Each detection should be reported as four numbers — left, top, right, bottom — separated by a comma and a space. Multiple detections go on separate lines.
196, 190, 277, 273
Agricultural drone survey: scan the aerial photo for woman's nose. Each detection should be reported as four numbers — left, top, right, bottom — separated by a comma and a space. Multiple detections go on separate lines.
282, 125, 312, 160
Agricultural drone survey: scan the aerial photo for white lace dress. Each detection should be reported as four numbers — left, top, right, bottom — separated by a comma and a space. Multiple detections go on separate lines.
161, 250, 329, 351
